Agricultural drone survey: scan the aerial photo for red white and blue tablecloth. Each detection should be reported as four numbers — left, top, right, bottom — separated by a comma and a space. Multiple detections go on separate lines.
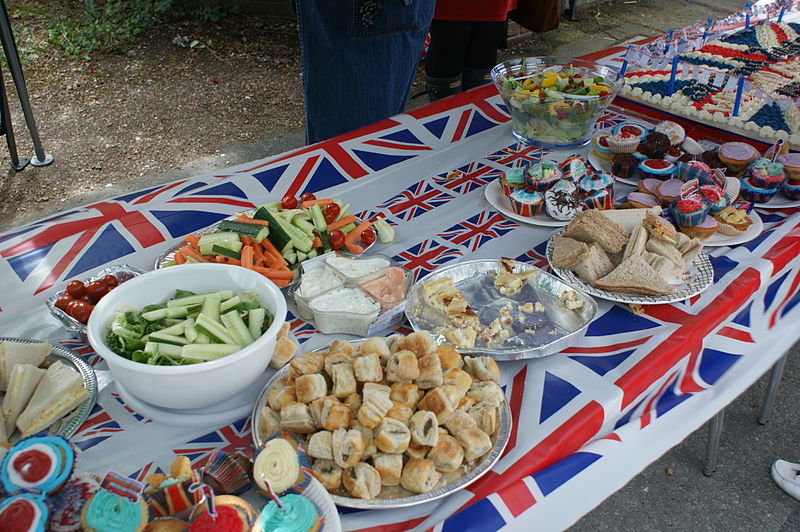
1, 81, 799, 531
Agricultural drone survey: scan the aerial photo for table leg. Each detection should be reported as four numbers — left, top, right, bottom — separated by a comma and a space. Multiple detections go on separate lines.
703, 409, 725, 477
758, 353, 788, 425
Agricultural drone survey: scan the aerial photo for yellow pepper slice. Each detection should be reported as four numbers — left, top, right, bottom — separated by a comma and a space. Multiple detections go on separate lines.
541, 77, 558, 88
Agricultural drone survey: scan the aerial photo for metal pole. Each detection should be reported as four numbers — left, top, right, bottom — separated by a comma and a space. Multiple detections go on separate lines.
0, 0, 52, 166
0, 59, 28, 171
703, 409, 725, 476
759, 353, 788, 425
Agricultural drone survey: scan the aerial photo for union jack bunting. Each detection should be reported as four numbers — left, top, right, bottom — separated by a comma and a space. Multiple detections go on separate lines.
1, 71, 799, 532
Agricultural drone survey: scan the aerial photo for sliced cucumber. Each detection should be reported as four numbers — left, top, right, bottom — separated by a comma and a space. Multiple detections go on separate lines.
141, 308, 168, 321
220, 310, 255, 346
254, 207, 293, 252
181, 344, 241, 361
195, 314, 238, 345
184, 318, 199, 343
200, 296, 221, 323
217, 220, 269, 242
248, 307, 266, 340
220, 295, 241, 313
199, 232, 241, 256
309, 203, 327, 232
167, 290, 233, 308
148, 331, 191, 345
144, 342, 183, 357
212, 244, 241, 261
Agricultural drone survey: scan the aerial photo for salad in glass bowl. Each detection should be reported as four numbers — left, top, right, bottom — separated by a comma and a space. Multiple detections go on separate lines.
491, 57, 624, 149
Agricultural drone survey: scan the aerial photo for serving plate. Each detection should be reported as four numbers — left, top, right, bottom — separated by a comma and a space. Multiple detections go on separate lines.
703, 210, 764, 247
250, 340, 512, 510
405, 259, 598, 361
483, 180, 569, 227
755, 194, 800, 209
545, 233, 714, 305
0, 337, 98, 439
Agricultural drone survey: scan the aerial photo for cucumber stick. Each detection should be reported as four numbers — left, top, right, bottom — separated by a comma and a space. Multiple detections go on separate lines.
182, 344, 242, 361
201, 296, 221, 323
220, 311, 255, 346
248, 308, 266, 340
309, 204, 327, 231
195, 314, 238, 345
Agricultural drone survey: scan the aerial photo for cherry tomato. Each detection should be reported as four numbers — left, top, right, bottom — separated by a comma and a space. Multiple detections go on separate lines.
55, 294, 73, 311
329, 230, 345, 250
66, 280, 87, 299
280, 194, 298, 210
360, 228, 376, 246
300, 192, 316, 203
86, 280, 109, 301
70, 300, 93, 325
80, 294, 97, 305
101, 274, 119, 288
66, 299, 81, 316
323, 203, 340, 224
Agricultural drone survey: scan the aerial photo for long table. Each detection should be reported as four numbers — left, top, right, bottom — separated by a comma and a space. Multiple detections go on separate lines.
1, 80, 799, 530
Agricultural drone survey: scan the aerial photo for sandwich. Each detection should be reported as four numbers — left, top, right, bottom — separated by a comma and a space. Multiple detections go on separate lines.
563, 209, 629, 254
16, 362, 89, 437
550, 236, 589, 269
0, 408, 7, 444
0, 341, 50, 391
676, 232, 703, 264
594, 254, 675, 296
643, 212, 678, 246
572, 243, 615, 285
642, 251, 685, 282
601, 206, 662, 233
3, 363, 45, 436
622, 226, 648, 261
645, 238, 684, 268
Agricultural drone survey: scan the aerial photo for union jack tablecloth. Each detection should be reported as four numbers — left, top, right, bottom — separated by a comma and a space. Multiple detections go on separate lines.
1, 84, 799, 532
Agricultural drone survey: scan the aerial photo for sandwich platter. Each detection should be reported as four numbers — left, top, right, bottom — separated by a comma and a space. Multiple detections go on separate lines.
0, 337, 97, 440
545, 233, 714, 305
250, 339, 512, 510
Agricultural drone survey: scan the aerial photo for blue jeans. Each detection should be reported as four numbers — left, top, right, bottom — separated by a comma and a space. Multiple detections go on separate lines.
294, 0, 435, 144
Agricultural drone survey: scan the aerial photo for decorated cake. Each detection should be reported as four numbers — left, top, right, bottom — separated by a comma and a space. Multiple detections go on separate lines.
622, 22, 800, 147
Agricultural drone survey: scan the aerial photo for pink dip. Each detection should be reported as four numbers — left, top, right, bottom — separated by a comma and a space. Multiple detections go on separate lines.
360, 267, 408, 312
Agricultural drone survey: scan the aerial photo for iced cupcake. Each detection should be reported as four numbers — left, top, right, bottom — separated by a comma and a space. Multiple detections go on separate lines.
699, 184, 730, 213
654, 120, 686, 146
782, 181, 800, 201
655, 178, 686, 205
626, 191, 661, 209
500, 167, 525, 196
1, 434, 76, 495
551, 178, 577, 195
670, 195, 710, 227
544, 189, 580, 220
664, 147, 683, 163
592, 134, 615, 162
739, 177, 780, 203
611, 122, 648, 141
583, 189, 614, 210
611, 153, 637, 179
607, 131, 641, 153
0, 494, 49, 530
525, 160, 562, 192
718, 142, 758, 176
681, 137, 704, 157
639, 159, 676, 180
252, 494, 321, 532
559, 155, 590, 181
638, 131, 671, 159
578, 171, 614, 199
508, 189, 544, 216
638, 178, 662, 195
749, 157, 785, 189
777, 153, 800, 184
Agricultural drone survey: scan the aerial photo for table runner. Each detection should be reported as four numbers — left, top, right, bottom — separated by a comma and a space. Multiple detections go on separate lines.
1, 85, 799, 531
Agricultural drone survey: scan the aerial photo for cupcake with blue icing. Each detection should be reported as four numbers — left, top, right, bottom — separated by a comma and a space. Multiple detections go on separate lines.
740, 177, 780, 203
508, 189, 544, 217
639, 159, 676, 180
525, 160, 562, 193
499, 167, 525, 196
558, 155, 590, 181
551, 178, 577, 195
749, 157, 785, 189
782, 181, 800, 201
0, 493, 48, 531
252, 494, 322, 532
699, 184, 730, 214
1, 434, 75, 495
577, 171, 614, 200
591, 134, 615, 162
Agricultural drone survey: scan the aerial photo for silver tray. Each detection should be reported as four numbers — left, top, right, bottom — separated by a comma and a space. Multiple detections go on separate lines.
154, 210, 375, 270
405, 259, 598, 361
0, 337, 98, 439
250, 341, 512, 509
546, 233, 715, 305
46, 264, 147, 344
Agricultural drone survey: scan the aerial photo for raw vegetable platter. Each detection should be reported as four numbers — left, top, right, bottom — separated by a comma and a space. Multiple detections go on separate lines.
154, 194, 394, 286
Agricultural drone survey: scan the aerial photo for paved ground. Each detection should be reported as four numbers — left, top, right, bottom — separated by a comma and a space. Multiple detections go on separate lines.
5, 0, 799, 529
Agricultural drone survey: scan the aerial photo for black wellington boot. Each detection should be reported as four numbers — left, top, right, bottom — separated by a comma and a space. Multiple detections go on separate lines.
425, 74, 462, 102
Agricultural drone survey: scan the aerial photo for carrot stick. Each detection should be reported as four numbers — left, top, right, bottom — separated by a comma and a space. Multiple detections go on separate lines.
241, 246, 255, 269
236, 213, 270, 226
327, 215, 357, 231
261, 238, 288, 267
301, 198, 334, 208
345, 242, 364, 253
174, 249, 187, 265
184, 234, 201, 247
344, 220, 372, 244
312, 235, 322, 248
179, 246, 209, 263
253, 266, 296, 280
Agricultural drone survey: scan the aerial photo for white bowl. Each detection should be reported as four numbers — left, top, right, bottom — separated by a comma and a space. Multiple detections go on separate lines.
86, 263, 287, 410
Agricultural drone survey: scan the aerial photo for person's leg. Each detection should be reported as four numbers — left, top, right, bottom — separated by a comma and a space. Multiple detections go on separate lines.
294, 0, 435, 144
424, 19, 471, 101
462, 20, 505, 90
772, 459, 800, 501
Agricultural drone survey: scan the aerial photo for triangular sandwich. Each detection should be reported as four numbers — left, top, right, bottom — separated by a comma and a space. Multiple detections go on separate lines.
595, 255, 675, 296
572, 243, 615, 285
563, 209, 628, 254
0, 341, 50, 391
645, 238, 684, 268
622, 226, 648, 261
550, 236, 589, 269
16, 362, 88, 437
3, 364, 45, 436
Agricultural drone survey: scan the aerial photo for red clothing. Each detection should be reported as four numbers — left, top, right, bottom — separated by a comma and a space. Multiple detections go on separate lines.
434, 0, 517, 22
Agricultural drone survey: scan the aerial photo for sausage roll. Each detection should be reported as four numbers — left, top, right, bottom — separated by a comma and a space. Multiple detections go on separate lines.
375, 418, 411, 455
415, 352, 443, 389
443, 409, 478, 435
372, 453, 403, 486
417, 388, 454, 423
405, 442, 430, 460
396, 331, 436, 359
469, 401, 498, 436
295, 374, 327, 404
268, 336, 298, 370
464, 355, 500, 383
329, 338, 356, 357
358, 337, 390, 361
390, 382, 420, 409
436, 343, 463, 370
409, 410, 439, 447
324, 351, 354, 378
443, 368, 472, 399
385, 402, 413, 426
257, 406, 280, 442
453, 427, 492, 462
279, 402, 315, 433
342, 462, 381, 500
311, 459, 342, 491
331, 363, 357, 399
353, 352, 383, 383
307, 430, 334, 460
331, 428, 365, 469
385, 350, 420, 383
321, 400, 352, 431
427, 433, 464, 473
357, 391, 393, 429
290, 352, 325, 376
467, 381, 505, 407
400, 458, 441, 494
309, 395, 337, 429
267, 386, 296, 411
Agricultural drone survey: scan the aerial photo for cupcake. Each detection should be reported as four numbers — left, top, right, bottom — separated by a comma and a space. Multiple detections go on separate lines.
639, 159, 676, 180
607, 131, 641, 153
611, 153, 637, 179
626, 191, 661, 208
202, 451, 252, 496
189, 495, 255, 532
679, 216, 719, 240
655, 178, 685, 205
675, 160, 711, 182
654, 120, 686, 146
664, 147, 683, 163
508, 189, 544, 216
701, 149, 726, 172
681, 137, 704, 156
50, 472, 101, 532
699, 184, 730, 213
638, 131, 671, 158
764, 139, 789, 160
254, 435, 306, 496
592, 134, 615, 162
777, 153, 800, 183
525, 160, 562, 192
544, 189, 580, 220
611, 122, 648, 141
499, 167, 525, 196
782, 181, 800, 201
749, 157, 785, 189
632, 150, 649, 162
252, 494, 321, 532
714, 205, 754, 235
0, 494, 49, 530
739, 177, 779, 203
81, 472, 149, 532
718, 142, 759, 176
559, 155, 590, 181
551, 178, 577, 195
1, 434, 76, 495
670, 194, 710, 227
638, 178, 662, 195
583, 189, 613, 210
578, 171, 614, 199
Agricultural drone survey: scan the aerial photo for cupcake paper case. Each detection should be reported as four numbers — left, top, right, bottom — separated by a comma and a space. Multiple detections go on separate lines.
782, 181, 800, 201
525, 160, 562, 192
639, 159, 676, 180
749, 157, 785, 189
578, 172, 614, 198
777, 153, 800, 183
508, 189, 544, 217
740, 177, 780, 203
670, 195, 710, 227
500, 167, 525, 196
50, 472, 101, 532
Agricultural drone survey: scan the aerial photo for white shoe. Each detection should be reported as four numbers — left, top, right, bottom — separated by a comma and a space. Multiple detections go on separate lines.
771, 460, 800, 501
